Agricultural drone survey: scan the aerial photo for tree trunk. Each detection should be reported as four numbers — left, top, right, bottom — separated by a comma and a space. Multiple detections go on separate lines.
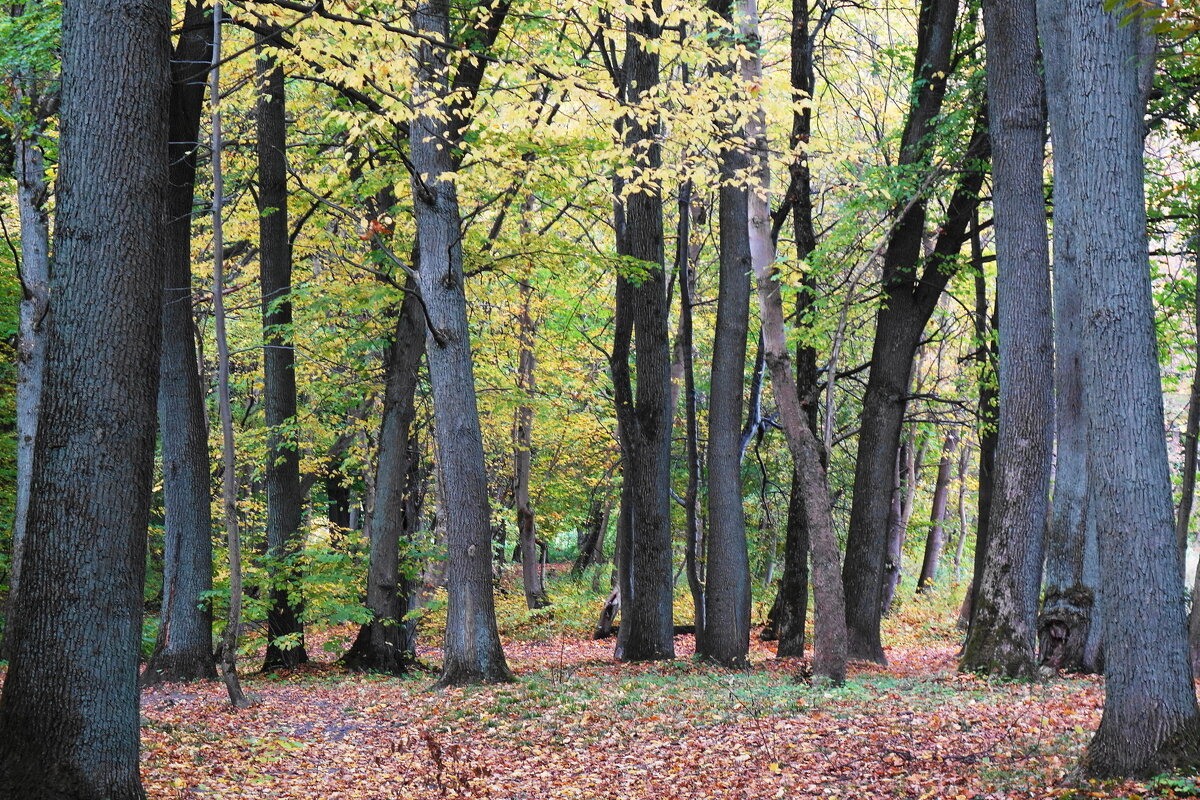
257, 50, 308, 671
143, 0, 217, 686
918, 430, 960, 592
209, 6, 249, 709
1037, 3, 1100, 675
967, 219, 998, 634
960, 0, 1052, 680
764, 467, 810, 658
842, 0, 967, 664
610, 0, 675, 663
1178, 235, 1200, 587
5, 46, 52, 658
514, 257, 548, 610
412, 0, 512, 686
1042, 0, 1200, 777
0, 0, 170, 794
880, 441, 907, 614
699, 9, 753, 665
344, 289, 425, 674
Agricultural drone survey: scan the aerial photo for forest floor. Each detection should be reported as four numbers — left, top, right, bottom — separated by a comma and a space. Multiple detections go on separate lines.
139, 603, 1198, 800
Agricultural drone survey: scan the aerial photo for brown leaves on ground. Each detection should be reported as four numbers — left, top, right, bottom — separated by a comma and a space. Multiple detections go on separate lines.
139, 629, 1183, 800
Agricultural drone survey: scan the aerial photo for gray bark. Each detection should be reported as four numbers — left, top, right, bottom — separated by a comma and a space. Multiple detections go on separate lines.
0, 0, 170, 794
1037, 0, 1101, 675
514, 258, 548, 610
917, 430, 958, 592
1042, 0, 1200, 777
700, 9, 753, 665
412, 0, 512, 686
143, 0, 217, 685
961, 0, 1053, 680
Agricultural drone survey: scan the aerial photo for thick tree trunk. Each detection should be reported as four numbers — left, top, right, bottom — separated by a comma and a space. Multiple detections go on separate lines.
700, 17, 753, 665
344, 290, 425, 674
918, 431, 960, 592
842, 0, 965, 663
1042, 0, 1200, 777
610, 0, 675, 664
412, 0, 512, 686
1179, 236, 1200, 587
257, 51, 308, 670
960, 0, 1052, 680
144, 0, 217, 686
0, 1, 170, 794
1037, 6, 1100, 675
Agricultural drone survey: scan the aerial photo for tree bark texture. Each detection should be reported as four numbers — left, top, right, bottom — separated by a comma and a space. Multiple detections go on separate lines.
967, 225, 998, 634
1041, 0, 1200, 777
700, 21, 753, 665
0, 0, 170, 795
961, 0, 1053, 680
1037, 4, 1101, 675
345, 290, 425, 674
880, 442, 907, 614
257, 52, 308, 670
842, 0, 964, 663
1179, 236, 1200, 589
144, 0, 217, 685
610, 0, 676, 663
412, 0, 513, 686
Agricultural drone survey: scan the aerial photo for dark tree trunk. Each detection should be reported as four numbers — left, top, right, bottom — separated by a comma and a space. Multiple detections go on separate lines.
700, 11, 753, 665
1179, 237, 1200, 590
0, 0, 170, 794
144, 0, 217, 686
256, 51, 308, 671
572, 485, 611, 577
918, 430, 960, 593
412, 0, 512, 686
1042, 0, 1200, 778
344, 289, 425, 674
961, 0, 1052, 681
1037, 5, 1100, 675
610, 0, 675, 663
842, 0, 969, 663
763, 467, 810, 658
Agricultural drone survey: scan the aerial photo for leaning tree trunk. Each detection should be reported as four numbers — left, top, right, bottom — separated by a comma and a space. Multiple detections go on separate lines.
412, 0, 512, 686
1044, 0, 1200, 778
960, 0, 1052, 681
5, 63, 51, 656
144, 0, 217, 685
0, 1, 170, 795
343, 288, 425, 674
257, 49, 308, 671
609, 0, 676, 664
1037, 7, 1101, 675
841, 0, 961, 664
700, 5, 753, 666
917, 430, 960, 593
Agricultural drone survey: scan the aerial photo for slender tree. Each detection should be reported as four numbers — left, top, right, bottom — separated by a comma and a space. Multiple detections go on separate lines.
960, 0, 1052, 682
1042, 0, 1200, 777
917, 430, 959, 593
609, 0, 676, 663
411, 0, 513, 686
144, 0, 217, 685
0, 0, 170, 794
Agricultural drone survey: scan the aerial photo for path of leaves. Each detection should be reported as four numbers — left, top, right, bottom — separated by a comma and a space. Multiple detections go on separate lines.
138, 630, 1180, 800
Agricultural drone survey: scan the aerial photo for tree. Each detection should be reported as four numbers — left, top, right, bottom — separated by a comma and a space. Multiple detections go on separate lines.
959, 0, 1052, 680
917, 431, 958, 593
0, 0, 170, 794
609, 0, 676, 663
699, 0, 753, 668
1040, 0, 1200, 777
410, 0, 513, 686
144, 0, 217, 685
257, 44, 309, 671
